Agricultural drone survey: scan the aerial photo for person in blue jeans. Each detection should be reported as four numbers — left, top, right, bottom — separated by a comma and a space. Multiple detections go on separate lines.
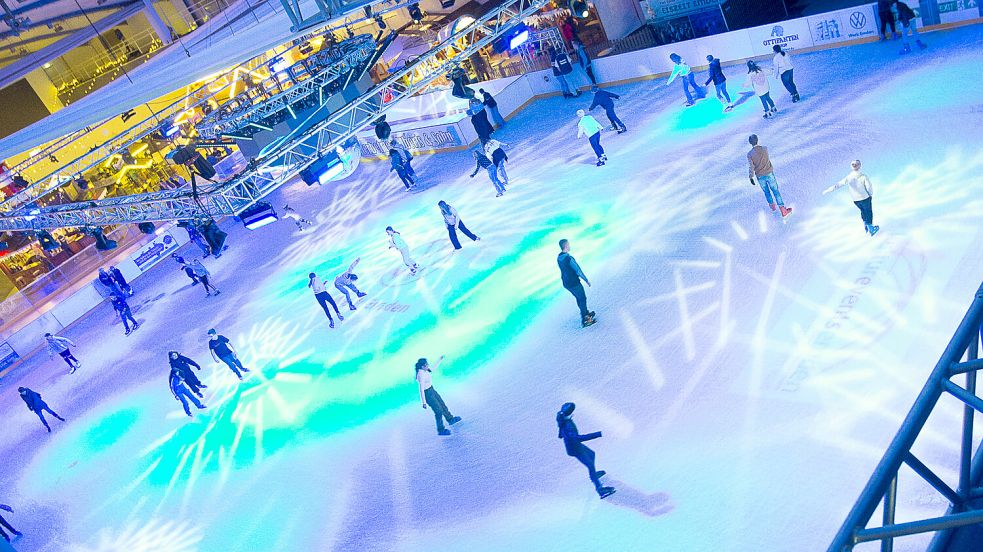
747, 134, 793, 219
704, 54, 733, 110
111, 295, 140, 335
208, 329, 250, 379
469, 149, 505, 196
170, 369, 206, 417
334, 258, 367, 310
666, 53, 705, 106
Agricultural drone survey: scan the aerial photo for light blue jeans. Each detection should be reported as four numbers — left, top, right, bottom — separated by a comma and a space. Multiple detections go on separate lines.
555, 74, 572, 95
757, 173, 785, 207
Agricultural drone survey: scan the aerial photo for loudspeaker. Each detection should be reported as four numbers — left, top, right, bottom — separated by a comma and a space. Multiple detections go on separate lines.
169, 145, 197, 165
138, 222, 156, 234
201, 220, 227, 255
193, 155, 216, 180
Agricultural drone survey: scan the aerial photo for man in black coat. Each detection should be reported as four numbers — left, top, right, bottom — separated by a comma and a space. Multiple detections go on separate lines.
469, 99, 494, 144
588, 85, 626, 133
168, 351, 206, 397
704, 54, 733, 110
557, 239, 595, 327
111, 295, 140, 335
18, 387, 65, 432
109, 265, 133, 296
556, 402, 615, 498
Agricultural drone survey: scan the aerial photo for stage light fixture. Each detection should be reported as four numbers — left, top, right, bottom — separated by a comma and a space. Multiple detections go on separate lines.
570, 0, 589, 18
299, 150, 344, 186
408, 3, 423, 23
439, 0, 455, 8
239, 202, 279, 230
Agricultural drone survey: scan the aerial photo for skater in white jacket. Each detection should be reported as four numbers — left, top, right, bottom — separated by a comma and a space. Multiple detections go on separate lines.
576, 110, 606, 166
823, 160, 880, 236
772, 45, 799, 102
744, 60, 777, 118
386, 226, 419, 274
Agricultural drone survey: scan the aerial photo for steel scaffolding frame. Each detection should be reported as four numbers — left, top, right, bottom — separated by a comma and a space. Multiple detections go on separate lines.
0, 0, 547, 232
828, 281, 983, 552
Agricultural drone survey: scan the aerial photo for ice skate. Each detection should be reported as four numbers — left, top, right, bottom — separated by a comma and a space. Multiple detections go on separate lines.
598, 486, 616, 499
917, 40, 927, 50
449, 416, 462, 425
724, 104, 734, 112
769, 203, 777, 212
600, 154, 608, 161
780, 206, 793, 220
438, 429, 451, 436
684, 101, 695, 108
595, 159, 604, 167
582, 313, 597, 327
69, 366, 77, 374
869, 225, 880, 236
329, 320, 335, 329
349, 304, 357, 311
616, 127, 627, 134
356, 292, 367, 298
125, 328, 132, 336
338, 314, 344, 321
495, 191, 504, 197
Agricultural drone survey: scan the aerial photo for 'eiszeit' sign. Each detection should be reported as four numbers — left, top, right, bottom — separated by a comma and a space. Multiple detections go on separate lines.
746, 17, 815, 55
646, 0, 723, 20
133, 232, 179, 271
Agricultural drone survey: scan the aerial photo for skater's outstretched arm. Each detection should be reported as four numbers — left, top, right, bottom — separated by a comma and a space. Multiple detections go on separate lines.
432, 354, 445, 371
579, 431, 602, 442
348, 258, 361, 273
823, 174, 851, 195
666, 64, 682, 85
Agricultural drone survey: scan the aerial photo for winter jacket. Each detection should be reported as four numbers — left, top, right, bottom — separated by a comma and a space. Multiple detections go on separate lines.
577, 115, 603, 138
704, 58, 726, 85
829, 169, 873, 201
773, 52, 794, 78
481, 91, 497, 108
896, 1, 916, 24
666, 62, 692, 84
551, 52, 573, 76
747, 145, 775, 178
745, 71, 770, 96
19, 389, 44, 412
190, 260, 209, 277
441, 206, 459, 226
557, 252, 587, 288
110, 267, 128, 286
46, 335, 74, 354
471, 110, 494, 138
169, 354, 200, 374
483, 139, 506, 160
558, 416, 601, 456
111, 296, 131, 314
470, 154, 493, 175
589, 89, 620, 111
877, 0, 894, 16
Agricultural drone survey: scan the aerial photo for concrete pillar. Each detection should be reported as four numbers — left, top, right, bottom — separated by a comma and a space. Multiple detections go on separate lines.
143, 0, 174, 45
24, 68, 64, 114
592, 0, 646, 40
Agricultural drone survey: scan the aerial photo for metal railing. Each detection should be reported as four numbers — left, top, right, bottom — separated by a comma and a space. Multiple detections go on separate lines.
828, 281, 983, 551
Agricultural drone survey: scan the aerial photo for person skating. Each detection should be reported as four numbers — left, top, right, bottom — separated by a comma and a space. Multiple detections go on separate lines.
556, 402, 615, 499
438, 201, 480, 251
308, 273, 344, 328
44, 332, 80, 373
282, 204, 313, 231
572, 38, 597, 85
172, 254, 199, 286
415, 355, 461, 436
390, 139, 417, 182
747, 134, 792, 219
386, 226, 420, 274
334, 258, 366, 310
185, 224, 212, 258
0, 503, 22, 542
469, 99, 495, 144
557, 239, 595, 327
109, 265, 133, 296
548, 46, 579, 99
704, 54, 733, 111
483, 138, 510, 186
97, 267, 125, 299
469, 149, 506, 196
665, 53, 705, 107
190, 259, 220, 296
772, 45, 800, 103
588, 86, 626, 133
744, 61, 777, 118
110, 295, 140, 336
896, 1, 927, 54
18, 387, 65, 433
168, 351, 206, 397
390, 147, 416, 190
878, 0, 899, 40
576, 110, 606, 167
480, 88, 505, 128
823, 160, 880, 236
208, 328, 250, 379
169, 368, 206, 418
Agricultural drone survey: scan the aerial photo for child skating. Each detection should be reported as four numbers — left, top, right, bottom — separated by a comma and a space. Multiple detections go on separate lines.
745, 61, 777, 118
386, 226, 419, 274
823, 159, 880, 236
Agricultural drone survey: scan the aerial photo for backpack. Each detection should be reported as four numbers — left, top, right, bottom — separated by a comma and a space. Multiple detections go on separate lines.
553, 53, 573, 76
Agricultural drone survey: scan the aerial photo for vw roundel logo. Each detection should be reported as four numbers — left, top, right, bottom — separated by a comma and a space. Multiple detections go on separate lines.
850, 11, 866, 29
771, 25, 784, 37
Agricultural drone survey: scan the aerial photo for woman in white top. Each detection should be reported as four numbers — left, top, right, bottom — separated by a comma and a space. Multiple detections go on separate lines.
386, 226, 418, 274
483, 138, 509, 186
823, 159, 879, 236
744, 60, 777, 118
415, 355, 461, 435
308, 272, 344, 328
772, 45, 799, 102
576, 109, 606, 166
438, 200, 480, 251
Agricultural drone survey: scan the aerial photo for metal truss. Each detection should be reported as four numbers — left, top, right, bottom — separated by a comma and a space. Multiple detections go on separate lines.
0, 0, 547, 232
195, 33, 377, 139
829, 281, 983, 551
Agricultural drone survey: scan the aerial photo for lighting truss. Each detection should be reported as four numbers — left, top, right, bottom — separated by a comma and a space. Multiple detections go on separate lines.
0, 0, 549, 232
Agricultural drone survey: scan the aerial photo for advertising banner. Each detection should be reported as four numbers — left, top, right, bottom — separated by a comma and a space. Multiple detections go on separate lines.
132, 231, 179, 272
808, 4, 879, 46
360, 125, 467, 157
746, 17, 815, 56
645, 0, 723, 20
0, 341, 19, 371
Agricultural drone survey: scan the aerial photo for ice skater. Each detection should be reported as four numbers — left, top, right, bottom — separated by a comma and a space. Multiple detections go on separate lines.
483, 138, 510, 186
878, 0, 899, 40
588, 85, 626, 133
744, 61, 777, 118
480, 88, 505, 128
469, 149, 506, 196
190, 258, 220, 296
665, 53, 705, 107
390, 147, 416, 190
282, 204, 313, 231
168, 351, 206, 397
548, 46, 579, 99
469, 98, 495, 144
557, 239, 595, 327
97, 267, 125, 298
18, 387, 65, 433
747, 134, 793, 219
576, 110, 606, 167
169, 368, 206, 418
45, 332, 80, 373
556, 402, 615, 499
109, 265, 133, 296
172, 254, 199, 286
185, 224, 212, 258
390, 139, 417, 181
438, 201, 480, 251
334, 258, 366, 310
0, 503, 22, 542
772, 45, 799, 103
704, 54, 733, 111
415, 355, 461, 436
110, 295, 140, 336
308, 272, 344, 328
572, 38, 597, 85
823, 159, 880, 236
208, 328, 250, 379
896, 1, 927, 54
386, 226, 419, 274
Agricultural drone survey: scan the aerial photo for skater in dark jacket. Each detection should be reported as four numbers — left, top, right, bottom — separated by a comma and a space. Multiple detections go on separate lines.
208, 328, 250, 379
896, 1, 927, 53
588, 86, 626, 133
109, 265, 133, 296
470, 150, 506, 196
416, 355, 461, 435
480, 88, 505, 128
390, 148, 415, 190
878, 0, 898, 40
97, 268, 125, 299
556, 402, 615, 498
111, 295, 140, 335
704, 55, 733, 110
469, 99, 494, 144
172, 254, 199, 286
168, 351, 206, 396
0, 503, 22, 542
557, 239, 595, 327
169, 369, 206, 417
18, 387, 65, 433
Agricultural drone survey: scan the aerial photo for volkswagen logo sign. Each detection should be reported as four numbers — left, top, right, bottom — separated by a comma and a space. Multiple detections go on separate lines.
771, 25, 785, 37
850, 11, 866, 29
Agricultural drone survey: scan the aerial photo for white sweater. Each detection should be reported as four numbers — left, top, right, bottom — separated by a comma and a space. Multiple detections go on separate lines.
773, 52, 794, 77
577, 115, 603, 138
745, 71, 770, 96
826, 169, 873, 201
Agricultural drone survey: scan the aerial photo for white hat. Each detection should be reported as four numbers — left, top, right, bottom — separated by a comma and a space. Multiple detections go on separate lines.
576, 109, 585, 117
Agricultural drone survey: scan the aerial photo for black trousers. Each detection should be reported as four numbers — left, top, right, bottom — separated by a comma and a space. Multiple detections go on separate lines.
424, 386, 455, 432
447, 221, 478, 249
315, 291, 341, 321
33, 402, 64, 430
880, 12, 896, 35
604, 107, 625, 130
199, 274, 218, 294
120, 306, 138, 331
570, 445, 602, 490
58, 349, 78, 367
565, 284, 589, 318
854, 197, 874, 226
0, 513, 18, 541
